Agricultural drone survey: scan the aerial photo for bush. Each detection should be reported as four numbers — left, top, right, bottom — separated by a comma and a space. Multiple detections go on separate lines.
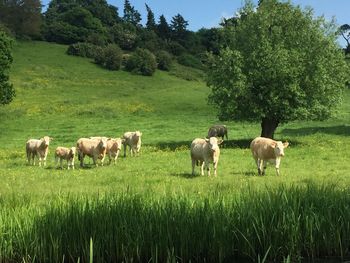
125, 48, 157, 76
166, 41, 185, 56
93, 44, 123, 70
156, 51, 172, 71
177, 53, 204, 70
66, 42, 98, 58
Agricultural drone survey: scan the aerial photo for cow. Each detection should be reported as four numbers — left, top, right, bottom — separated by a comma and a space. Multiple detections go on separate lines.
26, 136, 52, 167
106, 138, 124, 164
54, 146, 76, 170
122, 131, 142, 157
207, 125, 228, 140
250, 137, 289, 176
190, 137, 222, 177
76, 137, 108, 167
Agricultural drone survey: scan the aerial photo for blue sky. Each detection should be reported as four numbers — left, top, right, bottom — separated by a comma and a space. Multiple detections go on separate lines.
41, 0, 349, 46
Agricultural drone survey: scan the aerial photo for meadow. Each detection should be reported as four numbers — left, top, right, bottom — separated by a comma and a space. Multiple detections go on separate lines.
0, 41, 349, 262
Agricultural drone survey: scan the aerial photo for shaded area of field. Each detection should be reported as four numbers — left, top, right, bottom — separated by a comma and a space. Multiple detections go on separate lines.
1, 184, 348, 263
282, 125, 350, 136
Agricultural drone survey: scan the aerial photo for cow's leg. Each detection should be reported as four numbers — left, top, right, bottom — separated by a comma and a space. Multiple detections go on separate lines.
100, 155, 105, 166
191, 158, 196, 175
275, 158, 281, 176
206, 162, 211, 177
59, 158, 63, 169
108, 153, 112, 165
67, 159, 71, 170
200, 162, 205, 176
80, 154, 84, 167
32, 153, 36, 166
114, 151, 119, 164
123, 144, 127, 157
214, 160, 218, 177
262, 160, 267, 175
93, 156, 98, 167
26, 150, 31, 165
256, 158, 262, 175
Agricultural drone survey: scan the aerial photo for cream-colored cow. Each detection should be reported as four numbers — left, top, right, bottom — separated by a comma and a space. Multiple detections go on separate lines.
190, 137, 222, 176
55, 146, 76, 169
26, 136, 52, 167
122, 131, 142, 157
250, 137, 289, 176
76, 137, 108, 167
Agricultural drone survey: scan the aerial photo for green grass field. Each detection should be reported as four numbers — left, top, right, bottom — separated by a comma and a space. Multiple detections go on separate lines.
0, 41, 349, 262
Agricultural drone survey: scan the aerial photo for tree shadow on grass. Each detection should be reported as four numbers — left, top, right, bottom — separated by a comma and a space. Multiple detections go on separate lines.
281, 125, 350, 137
153, 141, 191, 151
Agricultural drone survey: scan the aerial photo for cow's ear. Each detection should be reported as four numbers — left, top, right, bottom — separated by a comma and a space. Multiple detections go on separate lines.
205, 138, 209, 142
50, 137, 54, 141
271, 142, 276, 148
217, 139, 223, 145
283, 142, 289, 148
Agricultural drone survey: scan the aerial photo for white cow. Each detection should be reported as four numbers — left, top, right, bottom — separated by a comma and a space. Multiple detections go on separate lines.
106, 138, 124, 164
190, 137, 222, 176
26, 136, 52, 167
122, 131, 142, 157
55, 146, 76, 170
76, 137, 108, 167
250, 137, 289, 176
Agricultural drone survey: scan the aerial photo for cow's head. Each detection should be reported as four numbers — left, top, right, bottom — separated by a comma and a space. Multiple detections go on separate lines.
69, 147, 76, 157
41, 136, 52, 147
272, 141, 289, 157
135, 131, 142, 138
99, 138, 108, 150
206, 137, 221, 152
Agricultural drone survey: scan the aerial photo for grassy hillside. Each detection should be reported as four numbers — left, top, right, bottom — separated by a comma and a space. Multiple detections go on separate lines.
0, 41, 350, 262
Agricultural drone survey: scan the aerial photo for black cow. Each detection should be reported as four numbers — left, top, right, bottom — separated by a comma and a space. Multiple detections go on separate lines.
207, 125, 228, 140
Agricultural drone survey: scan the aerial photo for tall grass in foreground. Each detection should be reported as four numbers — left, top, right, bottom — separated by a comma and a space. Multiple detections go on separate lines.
0, 183, 350, 262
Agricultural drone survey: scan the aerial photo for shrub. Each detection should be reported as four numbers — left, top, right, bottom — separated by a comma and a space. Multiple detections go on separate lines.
93, 44, 122, 70
103, 44, 123, 70
66, 42, 98, 58
156, 51, 172, 71
177, 53, 204, 70
125, 48, 157, 76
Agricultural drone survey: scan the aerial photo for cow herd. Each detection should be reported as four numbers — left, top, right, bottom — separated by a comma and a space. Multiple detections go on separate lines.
25, 125, 289, 176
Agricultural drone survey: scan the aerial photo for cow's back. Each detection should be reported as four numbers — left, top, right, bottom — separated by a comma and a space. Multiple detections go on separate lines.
191, 138, 207, 160
77, 138, 99, 156
250, 137, 276, 160
26, 139, 40, 152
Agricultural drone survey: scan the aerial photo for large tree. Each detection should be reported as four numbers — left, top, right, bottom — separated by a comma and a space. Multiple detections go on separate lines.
145, 3, 156, 31
339, 24, 350, 54
207, 0, 348, 139
170, 13, 188, 42
123, 0, 141, 27
0, 0, 42, 38
0, 31, 15, 105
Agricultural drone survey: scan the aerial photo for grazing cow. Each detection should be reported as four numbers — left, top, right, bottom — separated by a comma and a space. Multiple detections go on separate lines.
122, 131, 142, 157
106, 138, 124, 164
26, 136, 52, 166
190, 137, 222, 176
55, 146, 76, 170
207, 125, 228, 140
250, 137, 289, 176
76, 137, 108, 167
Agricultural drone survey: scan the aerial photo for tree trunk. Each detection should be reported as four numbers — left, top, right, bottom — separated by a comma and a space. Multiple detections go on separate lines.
260, 118, 279, 139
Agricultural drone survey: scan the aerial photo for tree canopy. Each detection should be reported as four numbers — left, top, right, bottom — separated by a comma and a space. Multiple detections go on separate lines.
0, 31, 15, 105
207, 0, 349, 138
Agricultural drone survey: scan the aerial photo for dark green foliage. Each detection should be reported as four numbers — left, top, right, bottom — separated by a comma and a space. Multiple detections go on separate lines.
0, 31, 15, 105
197, 28, 223, 54
156, 51, 172, 71
0, 0, 42, 39
66, 42, 98, 58
177, 53, 204, 70
166, 41, 185, 56
170, 13, 189, 43
145, 4, 156, 31
125, 48, 157, 76
136, 29, 162, 53
94, 44, 123, 70
109, 23, 137, 50
207, 0, 349, 138
156, 15, 171, 40
339, 24, 350, 54
43, 0, 116, 44
123, 0, 141, 26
